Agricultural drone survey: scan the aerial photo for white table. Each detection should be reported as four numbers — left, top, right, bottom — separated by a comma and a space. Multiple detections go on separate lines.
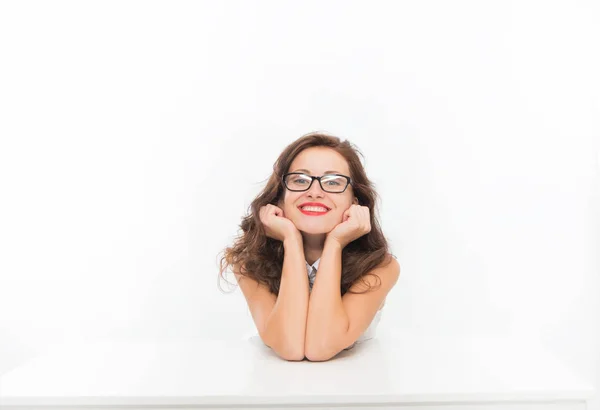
0, 330, 595, 410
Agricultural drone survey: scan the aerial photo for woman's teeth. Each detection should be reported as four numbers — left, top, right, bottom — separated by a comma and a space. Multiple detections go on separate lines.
302, 206, 328, 212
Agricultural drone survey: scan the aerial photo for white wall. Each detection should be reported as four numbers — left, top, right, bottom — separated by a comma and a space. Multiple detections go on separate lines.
1, 0, 598, 405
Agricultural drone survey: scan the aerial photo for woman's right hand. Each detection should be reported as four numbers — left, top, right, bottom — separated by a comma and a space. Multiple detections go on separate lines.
259, 204, 300, 242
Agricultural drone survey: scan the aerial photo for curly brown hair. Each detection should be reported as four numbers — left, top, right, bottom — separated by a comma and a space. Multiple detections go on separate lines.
217, 131, 394, 296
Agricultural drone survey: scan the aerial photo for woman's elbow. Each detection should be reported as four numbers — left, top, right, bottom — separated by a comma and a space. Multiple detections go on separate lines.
262, 338, 305, 361
304, 347, 338, 362
273, 345, 305, 361
283, 351, 306, 361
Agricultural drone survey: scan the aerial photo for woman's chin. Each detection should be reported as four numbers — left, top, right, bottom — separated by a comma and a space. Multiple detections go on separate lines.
298, 226, 332, 235
293, 217, 337, 235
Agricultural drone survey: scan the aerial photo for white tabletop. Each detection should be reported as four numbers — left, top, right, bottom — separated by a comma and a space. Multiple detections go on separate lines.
0, 330, 594, 408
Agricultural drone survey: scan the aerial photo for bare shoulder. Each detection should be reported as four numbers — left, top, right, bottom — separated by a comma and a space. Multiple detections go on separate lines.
364, 253, 400, 284
233, 262, 273, 297
375, 253, 400, 309
232, 261, 277, 338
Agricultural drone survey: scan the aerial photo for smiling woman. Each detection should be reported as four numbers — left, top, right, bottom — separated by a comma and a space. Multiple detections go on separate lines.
217, 131, 400, 361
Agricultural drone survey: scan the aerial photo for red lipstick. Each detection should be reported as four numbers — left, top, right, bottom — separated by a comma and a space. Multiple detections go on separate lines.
298, 202, 330, 216
299, 208, 329, 216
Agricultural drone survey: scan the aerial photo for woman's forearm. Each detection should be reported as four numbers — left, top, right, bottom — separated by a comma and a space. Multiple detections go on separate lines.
304, 238, 349, 357
262, 234, 309, 360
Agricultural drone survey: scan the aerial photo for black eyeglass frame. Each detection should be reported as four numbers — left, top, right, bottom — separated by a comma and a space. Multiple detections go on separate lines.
282, 172, 353, 193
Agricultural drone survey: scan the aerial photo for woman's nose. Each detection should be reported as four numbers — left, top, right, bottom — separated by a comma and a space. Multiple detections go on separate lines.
307, 179, 325, 196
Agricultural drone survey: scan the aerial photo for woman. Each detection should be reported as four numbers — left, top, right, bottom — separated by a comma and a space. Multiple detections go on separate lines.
218, 132, 400, 362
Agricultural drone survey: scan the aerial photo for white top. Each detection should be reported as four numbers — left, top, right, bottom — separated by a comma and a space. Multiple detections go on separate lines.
306, 257, 382, 349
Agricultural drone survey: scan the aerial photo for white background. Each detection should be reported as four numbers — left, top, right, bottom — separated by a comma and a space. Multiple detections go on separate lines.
0, 0, 598, 406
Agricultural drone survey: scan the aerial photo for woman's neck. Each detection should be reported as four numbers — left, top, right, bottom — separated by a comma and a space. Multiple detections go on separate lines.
301, 232, 326, 266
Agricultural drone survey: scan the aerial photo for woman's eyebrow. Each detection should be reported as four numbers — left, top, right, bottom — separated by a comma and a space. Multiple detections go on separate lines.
292, 169, 342, 174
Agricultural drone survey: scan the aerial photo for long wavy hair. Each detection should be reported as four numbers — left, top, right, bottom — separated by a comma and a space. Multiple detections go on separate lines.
217, 131, 393, 296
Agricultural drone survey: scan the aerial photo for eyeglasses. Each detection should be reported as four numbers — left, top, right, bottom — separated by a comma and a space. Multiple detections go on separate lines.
282, 172, 352, 193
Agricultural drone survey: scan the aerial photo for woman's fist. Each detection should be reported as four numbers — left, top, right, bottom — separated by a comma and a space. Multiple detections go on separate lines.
326, 204, 371, 248
259, 204, 299, 242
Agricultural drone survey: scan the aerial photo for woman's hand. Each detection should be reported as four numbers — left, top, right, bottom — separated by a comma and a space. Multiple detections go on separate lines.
259, 204, 300, 242
326, 204, 371, 248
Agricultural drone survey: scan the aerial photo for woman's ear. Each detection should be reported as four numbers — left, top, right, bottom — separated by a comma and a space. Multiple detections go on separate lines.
353, 196, 359, 205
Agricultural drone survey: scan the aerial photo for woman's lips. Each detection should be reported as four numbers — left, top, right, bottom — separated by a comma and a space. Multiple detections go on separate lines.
299, 208, 329, 216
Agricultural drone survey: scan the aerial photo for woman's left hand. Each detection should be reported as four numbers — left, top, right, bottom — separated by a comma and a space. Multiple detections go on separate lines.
326, 204, 371, 248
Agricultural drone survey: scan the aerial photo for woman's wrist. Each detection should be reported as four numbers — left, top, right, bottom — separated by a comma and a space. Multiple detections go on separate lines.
325, 236, 344, 250
283, 231, 303, 247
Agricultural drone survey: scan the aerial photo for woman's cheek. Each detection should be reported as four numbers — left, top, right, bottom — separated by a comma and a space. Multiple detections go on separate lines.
333, 211, 343, 223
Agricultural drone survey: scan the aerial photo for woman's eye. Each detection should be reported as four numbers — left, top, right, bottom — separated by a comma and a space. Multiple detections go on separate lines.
324, 178, 341, 185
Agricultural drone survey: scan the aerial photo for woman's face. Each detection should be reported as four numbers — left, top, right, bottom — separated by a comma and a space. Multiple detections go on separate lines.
279, 146, 357, 235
